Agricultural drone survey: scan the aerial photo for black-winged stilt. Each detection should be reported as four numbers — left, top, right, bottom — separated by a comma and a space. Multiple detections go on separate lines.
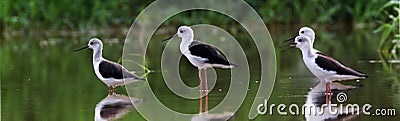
162, 26, 236, 113
74, 38, 145, 93
288, 35, 367, 104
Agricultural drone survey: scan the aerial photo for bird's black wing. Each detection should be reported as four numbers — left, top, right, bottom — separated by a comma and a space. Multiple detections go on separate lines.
189, 41, 231, 65
99, 60, 144, 80
99, 60, 124, 79
315, 52, 367, 77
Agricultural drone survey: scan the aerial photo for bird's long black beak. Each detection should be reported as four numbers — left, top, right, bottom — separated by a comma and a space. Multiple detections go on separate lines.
283, 36, 296, 43
279, 35, 297, 53
280, 37, 297, 53
280, 43, 296, 53
74, 46, 89, 52
161, 34, 178, 42
279, 35, 297, 48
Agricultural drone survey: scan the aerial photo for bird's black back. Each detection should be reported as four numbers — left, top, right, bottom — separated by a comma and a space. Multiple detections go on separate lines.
99, 60, 124, 79
189, 41, 231, 66
315, 52, 367, 78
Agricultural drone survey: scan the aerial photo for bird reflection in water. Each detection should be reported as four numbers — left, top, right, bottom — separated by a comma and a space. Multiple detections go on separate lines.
95, 94, 142, 121
191, 112, 235, 121
305, 82, 361, 121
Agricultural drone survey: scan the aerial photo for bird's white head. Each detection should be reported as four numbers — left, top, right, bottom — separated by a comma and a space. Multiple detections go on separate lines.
283, 26, 315, 45
176, 26, 194, 40
74, 38, 103, 52
293, 35, 312, 50
298, 27, 315, 43
161, 26, 194, 43
88, 38, 103, 50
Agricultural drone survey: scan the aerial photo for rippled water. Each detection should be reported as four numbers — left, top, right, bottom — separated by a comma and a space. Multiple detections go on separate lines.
1, 26, 399, 121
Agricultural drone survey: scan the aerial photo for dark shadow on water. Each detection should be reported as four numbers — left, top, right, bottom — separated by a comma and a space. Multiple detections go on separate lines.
95, 93, 142, 121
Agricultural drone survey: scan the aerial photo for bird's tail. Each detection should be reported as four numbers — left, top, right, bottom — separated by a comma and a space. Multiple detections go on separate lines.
123, 77, 146, 85
137, 77, 146, 81
230, 63, 237, 68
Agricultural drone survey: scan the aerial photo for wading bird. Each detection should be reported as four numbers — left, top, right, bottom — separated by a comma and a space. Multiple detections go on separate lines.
287, 35, 367, 103
74, 38, 145, 93
162, 26, 236, 113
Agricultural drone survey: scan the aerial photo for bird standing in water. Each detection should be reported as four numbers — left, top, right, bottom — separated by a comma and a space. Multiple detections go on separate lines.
288, 35, 367, 104
75, 38, 145, 93
162, 26, 236, 113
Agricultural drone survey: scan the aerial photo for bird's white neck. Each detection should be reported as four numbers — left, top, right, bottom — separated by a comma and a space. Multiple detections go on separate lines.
93, 48, 103, 63
179, 36, 193, 54
310, 39, 315, 47
300, 45, 316, 59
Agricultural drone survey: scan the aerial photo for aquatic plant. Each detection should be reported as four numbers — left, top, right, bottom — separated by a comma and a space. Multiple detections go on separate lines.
374, 0, 400, 72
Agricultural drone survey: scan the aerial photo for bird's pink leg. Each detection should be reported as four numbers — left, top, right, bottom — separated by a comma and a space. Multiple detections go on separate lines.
326, 82, 331, 104
108, 86, 112, 94
325, 82, 329, 104
204, 69, 208, 113
198, 69, 203, 113
328, 82, 332, 103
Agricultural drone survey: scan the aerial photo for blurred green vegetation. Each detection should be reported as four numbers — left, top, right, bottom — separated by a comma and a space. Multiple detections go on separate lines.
0, 0, 152, 30
1, 0, 388, 30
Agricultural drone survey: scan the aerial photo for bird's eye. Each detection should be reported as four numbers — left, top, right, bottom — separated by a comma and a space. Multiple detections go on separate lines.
179, 30, 184, 33
298, 39, 303, 42
90, 42, 94, 45
301, 31, 304, 34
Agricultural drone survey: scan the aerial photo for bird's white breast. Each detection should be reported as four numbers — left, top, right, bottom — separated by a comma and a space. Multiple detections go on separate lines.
93, 60, 104, 80
180, 40, 208, 69
184, 52, 208, 69
93, 58, 116, 86
302, 52, 334, 82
